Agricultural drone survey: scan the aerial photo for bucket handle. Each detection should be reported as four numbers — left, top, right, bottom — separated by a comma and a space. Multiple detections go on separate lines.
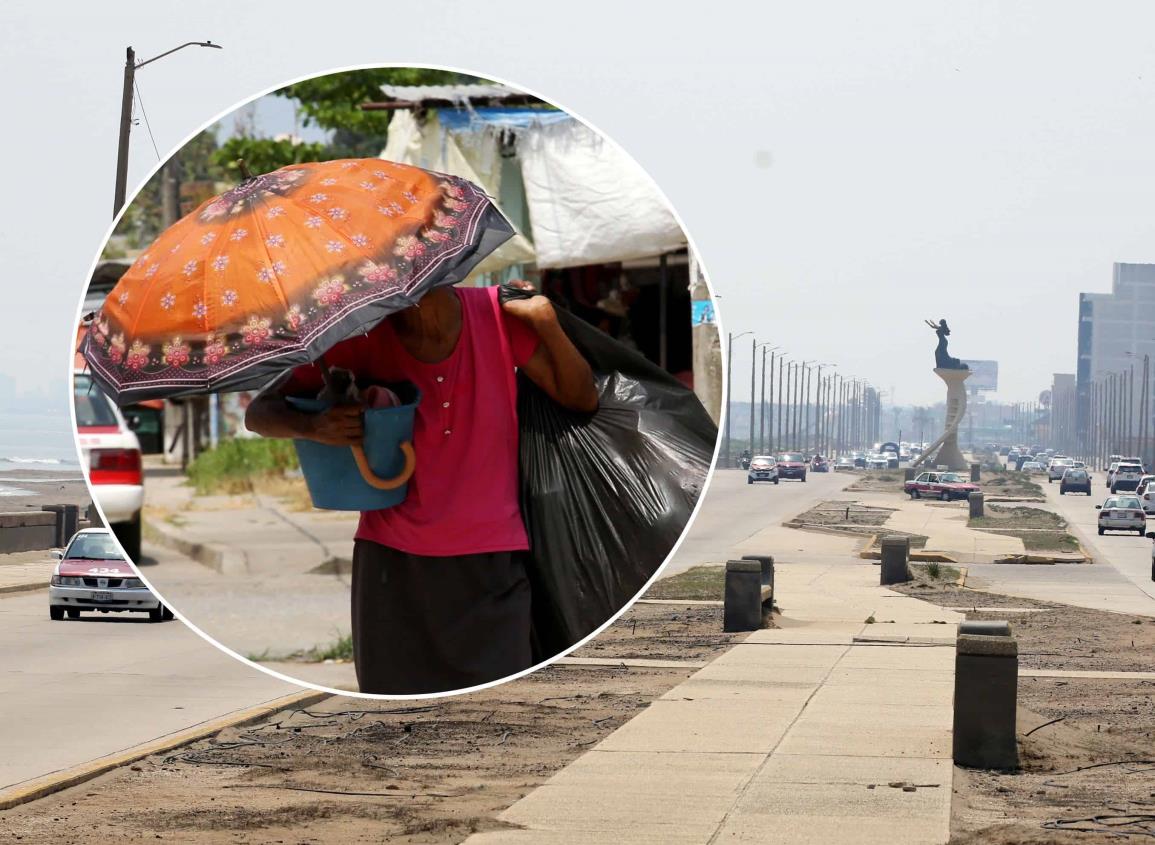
350, 441, 416, 491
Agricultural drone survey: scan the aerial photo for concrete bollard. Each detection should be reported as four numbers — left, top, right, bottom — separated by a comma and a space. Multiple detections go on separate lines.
724, 560, 763, 632
970, 462, 981, 482
959, 619, 1011, 637
42, 504, 80, 548
741, 554, 775, 610
968, 491, 984, 519
904, 468, 916, 482
953, 630, 1019, 770
879, 535, 911, 585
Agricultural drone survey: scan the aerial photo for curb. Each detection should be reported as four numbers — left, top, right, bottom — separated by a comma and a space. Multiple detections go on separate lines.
0, 688, 330, 811
0, 581, 47, 596
142, 517, 246, 576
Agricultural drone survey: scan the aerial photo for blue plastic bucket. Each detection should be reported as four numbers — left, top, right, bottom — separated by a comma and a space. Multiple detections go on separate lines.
286, 384, 420, 511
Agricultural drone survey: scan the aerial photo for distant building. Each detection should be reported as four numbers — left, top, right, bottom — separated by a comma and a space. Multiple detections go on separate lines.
1076, 262, 1155, 453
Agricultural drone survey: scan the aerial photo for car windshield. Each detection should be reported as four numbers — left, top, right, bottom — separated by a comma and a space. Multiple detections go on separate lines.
1119, 464, 1142, 473
73, 375, 119, 428
751, 456, 774, 464
780, 453, 804, 462
65, 533, 124, 561
1105, 497, 1141, 509
939, 473, 964, 483
1066, 470, 1087, 479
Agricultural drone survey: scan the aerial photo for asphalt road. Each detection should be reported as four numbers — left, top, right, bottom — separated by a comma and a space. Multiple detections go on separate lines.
665, 468, 853, 576
0, 588, 296, 791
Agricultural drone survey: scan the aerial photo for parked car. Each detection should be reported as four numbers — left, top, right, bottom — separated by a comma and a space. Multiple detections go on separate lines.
1059, 468, 1092, 496
73, 373, 144, 562
904, 471, 980, 501
1097, 495, 1147, 535
1047, 458, 1074, 482
834, 455, 855, 471
811, 455, 830, 473
1111, 462, 1144, 493
49, 528, 171, 621
777, 452, 808, 482
747, 455, 780, 485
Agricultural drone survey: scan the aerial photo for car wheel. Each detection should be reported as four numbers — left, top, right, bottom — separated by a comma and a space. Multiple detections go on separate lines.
148, 605, 166, 623
940, 490, 950, 501
801, 474, 807, 482
162, 605, 175, 621
66, 609, 80, 619
112, 513, 142, 564
1111, 486, 1117, 495
912, 489, 921, 499
774, 477, 780, 485
49, 606, 64, 621
747, 478, 753, 485
1098, 526, 1105, 535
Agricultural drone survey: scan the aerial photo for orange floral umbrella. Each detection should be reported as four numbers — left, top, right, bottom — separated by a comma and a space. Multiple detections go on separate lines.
82, 158, 512, 404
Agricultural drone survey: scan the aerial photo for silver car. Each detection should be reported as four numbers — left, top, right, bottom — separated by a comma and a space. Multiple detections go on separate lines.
1096, 495, 1146, 536
49, 528, 172, 621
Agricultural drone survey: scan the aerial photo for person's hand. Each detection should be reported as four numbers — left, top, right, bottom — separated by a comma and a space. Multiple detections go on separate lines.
306, 404, 364, 446
502, 279, 556, 327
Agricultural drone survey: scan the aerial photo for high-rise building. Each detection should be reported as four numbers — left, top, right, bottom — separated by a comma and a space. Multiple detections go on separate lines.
1076, 263, 1155, 458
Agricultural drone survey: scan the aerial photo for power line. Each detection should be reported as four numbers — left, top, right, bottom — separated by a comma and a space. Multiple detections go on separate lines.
132, 77, 162, 161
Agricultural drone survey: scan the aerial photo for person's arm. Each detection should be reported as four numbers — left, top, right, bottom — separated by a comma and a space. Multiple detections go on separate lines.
245, 390, 364, 446
502, 292, 598, 413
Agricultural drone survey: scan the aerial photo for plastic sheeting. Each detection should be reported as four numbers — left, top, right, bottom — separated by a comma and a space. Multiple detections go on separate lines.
380, 110, 535, 275
517, 119, 688, 269
497, 285, 717, 657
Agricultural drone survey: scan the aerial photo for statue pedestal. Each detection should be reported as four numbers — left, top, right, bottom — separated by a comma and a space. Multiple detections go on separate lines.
927, 368, 971, 470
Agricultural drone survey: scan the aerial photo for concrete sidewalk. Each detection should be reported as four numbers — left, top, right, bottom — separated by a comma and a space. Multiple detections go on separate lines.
0, 549, 58, 594
465, 556, 963, 845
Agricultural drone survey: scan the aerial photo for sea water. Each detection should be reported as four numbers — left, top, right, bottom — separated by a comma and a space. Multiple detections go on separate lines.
0, 412, 79, 492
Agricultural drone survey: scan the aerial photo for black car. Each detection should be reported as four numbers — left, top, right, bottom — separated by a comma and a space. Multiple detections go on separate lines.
1059, 468, 1092, 495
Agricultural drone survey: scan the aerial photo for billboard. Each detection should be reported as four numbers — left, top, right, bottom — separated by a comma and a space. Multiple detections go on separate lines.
962, 359, 998, 391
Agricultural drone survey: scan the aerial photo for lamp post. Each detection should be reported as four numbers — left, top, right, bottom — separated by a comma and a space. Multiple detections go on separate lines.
114, 40, 223, 217
724, 331, 753, 468
756, 344, 779, 454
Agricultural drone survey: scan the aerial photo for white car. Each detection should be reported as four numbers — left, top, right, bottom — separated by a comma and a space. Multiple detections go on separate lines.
1106, 461, 1121, 489
49, 528, 170, 621
1138, 476, 1155, 514
834, 455, 855, 470
1047, 459, 1074, 482
74, 373, 144, 562
1020, 461, 1045, 473
747, 455, 780, 485
1097, 495, 1146, 536
1111, 462, 1144, 494
866, 455, 889, 470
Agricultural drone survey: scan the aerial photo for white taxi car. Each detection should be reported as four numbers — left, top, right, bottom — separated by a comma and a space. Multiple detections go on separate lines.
1096, 495, 1146, 536
49, 528, 171, 621
747, 456, 780, 485
74, 373, 144, 562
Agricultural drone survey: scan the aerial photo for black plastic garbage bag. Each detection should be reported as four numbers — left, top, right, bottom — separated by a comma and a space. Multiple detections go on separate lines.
499, 285, 718, 659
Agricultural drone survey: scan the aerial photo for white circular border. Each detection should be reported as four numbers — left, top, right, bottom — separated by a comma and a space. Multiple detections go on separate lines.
68, 61, 729, 701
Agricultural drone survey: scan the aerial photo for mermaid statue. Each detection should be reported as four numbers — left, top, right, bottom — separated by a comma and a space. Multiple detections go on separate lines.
924, 319, 968, 370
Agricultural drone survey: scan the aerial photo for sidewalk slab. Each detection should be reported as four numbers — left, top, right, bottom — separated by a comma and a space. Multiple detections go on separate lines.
467, 556, 963, 845
0, 550, 57, 594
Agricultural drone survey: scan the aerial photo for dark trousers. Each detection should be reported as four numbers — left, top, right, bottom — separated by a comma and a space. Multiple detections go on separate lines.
351, 539, 533, 695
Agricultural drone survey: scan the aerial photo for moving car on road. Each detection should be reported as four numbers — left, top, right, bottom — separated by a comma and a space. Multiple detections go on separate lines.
866, 454, 889, 470
1046, 458, 1074, 482
1096, 495, 1146, 536
1137, 476, 1155, 514
747, 456, 780, 485
834, 455, 855, 471
811, 455, 830, 473
1021, 461, 1045, 474
777, 452, 808, 482
49, 528, 172, 621
1111, 462, 1144, 494
904, 471, 980, 501
74, 373, 144, 562
1058, 468, 1092, 496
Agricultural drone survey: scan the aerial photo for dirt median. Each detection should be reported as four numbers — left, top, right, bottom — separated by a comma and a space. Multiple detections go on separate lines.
0, 601, 744, 843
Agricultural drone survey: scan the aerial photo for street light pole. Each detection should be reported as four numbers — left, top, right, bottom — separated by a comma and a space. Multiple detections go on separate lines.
724, 331, 753, 468
113, 40, 222, 217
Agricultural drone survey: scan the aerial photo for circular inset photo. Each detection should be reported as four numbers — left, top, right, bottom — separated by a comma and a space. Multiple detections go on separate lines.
72, 66, 721, 697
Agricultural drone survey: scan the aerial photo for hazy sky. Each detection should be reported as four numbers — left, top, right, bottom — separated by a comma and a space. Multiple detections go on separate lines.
5, 0, 1155, 421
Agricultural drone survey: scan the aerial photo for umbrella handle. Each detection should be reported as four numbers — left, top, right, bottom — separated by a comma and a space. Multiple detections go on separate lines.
351, 441, 416, 491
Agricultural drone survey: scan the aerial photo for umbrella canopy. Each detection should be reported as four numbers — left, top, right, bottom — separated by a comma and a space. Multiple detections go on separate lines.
82, 158, 513, 405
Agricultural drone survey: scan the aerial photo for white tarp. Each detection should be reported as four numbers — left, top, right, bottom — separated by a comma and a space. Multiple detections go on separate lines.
517, 119, 687, 269
379, 110, 535, 274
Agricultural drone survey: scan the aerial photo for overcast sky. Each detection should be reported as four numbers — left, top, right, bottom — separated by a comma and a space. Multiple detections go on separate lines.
5, 0, 1154, 426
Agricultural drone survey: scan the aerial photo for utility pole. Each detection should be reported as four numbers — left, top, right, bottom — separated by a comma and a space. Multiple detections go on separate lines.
113, 40, 222, 217
748, 336, 756, 458
777, 356, 786, 454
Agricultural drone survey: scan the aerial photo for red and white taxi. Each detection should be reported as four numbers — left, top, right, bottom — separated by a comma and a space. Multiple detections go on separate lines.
49, 528, 170, 621
904, 471, 980, 501
74, 372, 143, 562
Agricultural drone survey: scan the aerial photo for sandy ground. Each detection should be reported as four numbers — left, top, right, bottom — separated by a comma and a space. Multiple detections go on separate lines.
895, 581, 1155, 844
0, 602, 744, 843
0, 468, 91, 516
